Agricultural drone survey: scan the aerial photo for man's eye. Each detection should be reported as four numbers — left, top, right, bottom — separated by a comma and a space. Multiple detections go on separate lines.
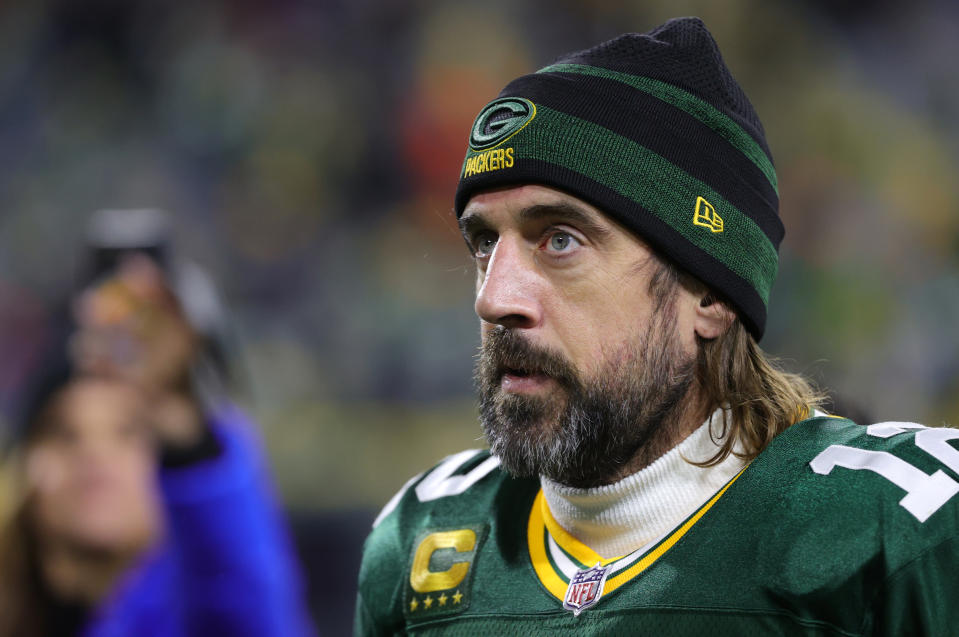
474, 233, 497, 258
546, 232, 579, 253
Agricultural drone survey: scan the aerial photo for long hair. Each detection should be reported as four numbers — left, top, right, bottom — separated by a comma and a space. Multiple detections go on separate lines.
0, 476, 51, 637
694, 320, 825, 466
0, 342, 76, 637
648, 256, 826, 466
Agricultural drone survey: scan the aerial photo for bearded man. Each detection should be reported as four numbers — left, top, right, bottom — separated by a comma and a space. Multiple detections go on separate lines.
355, 17, 959, 636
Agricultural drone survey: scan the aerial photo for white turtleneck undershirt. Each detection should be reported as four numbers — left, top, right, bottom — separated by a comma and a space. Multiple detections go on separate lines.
540, 409, 745, 559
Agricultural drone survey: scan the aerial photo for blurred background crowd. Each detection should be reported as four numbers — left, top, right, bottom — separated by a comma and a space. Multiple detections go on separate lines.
0, 0, 957, 632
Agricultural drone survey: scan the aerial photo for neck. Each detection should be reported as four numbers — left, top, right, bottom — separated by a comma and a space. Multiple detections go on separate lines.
38, 538, 138, 605
541, 408, 744, 557
606, 384, 710, 485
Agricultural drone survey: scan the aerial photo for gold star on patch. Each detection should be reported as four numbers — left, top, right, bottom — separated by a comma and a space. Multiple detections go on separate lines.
424, 595, 433, 609
438, 593, 448, 606
452, 590, 463, 604
409, 598, 418, 612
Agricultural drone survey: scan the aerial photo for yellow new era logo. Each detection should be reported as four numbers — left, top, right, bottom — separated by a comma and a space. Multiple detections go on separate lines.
693, 196, 723, 233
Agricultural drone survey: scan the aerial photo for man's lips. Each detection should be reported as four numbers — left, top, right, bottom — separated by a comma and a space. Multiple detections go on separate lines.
499, 367, 554, 393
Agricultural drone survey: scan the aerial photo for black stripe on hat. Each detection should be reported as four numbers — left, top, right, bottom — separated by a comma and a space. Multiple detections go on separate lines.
499, 72, 783, 247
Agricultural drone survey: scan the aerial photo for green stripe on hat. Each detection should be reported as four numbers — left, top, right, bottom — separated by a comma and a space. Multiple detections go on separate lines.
462, 105, 778, 303
537, 63, 778, 194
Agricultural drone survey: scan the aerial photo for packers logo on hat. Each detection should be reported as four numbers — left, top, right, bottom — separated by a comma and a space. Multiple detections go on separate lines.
468, 97, 536, 150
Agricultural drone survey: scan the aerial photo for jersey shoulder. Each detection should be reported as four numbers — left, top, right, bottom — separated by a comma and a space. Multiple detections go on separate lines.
716, 416, 959, 634
755, 415, 959, 521
369, 448, 512, 536
355, 449, 535, 635
733, 415, 959, 565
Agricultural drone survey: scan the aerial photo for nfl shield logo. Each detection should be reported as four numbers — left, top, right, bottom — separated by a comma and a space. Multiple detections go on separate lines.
563, 563, 611, 616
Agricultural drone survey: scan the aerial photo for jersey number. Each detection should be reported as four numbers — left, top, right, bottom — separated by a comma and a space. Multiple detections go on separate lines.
810, 422, 959, 522
372, 450, 500, 528
414, 450, 501, 502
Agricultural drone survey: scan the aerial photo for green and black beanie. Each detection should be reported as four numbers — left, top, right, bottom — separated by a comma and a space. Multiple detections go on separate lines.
454, 17, 782, 340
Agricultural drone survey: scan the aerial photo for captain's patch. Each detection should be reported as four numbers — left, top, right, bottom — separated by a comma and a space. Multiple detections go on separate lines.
404, 525, 487, 620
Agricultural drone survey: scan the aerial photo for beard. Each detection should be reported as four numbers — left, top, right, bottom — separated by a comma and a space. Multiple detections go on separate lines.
475, 312, 696, 488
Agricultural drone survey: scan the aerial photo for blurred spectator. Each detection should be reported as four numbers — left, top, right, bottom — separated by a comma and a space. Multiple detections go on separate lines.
0, 251, 316, 636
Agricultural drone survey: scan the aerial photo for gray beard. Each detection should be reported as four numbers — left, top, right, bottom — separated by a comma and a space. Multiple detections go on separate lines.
475, 315, 695, 488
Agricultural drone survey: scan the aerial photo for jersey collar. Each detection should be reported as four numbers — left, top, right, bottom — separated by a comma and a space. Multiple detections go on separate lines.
527, 466, 747, 602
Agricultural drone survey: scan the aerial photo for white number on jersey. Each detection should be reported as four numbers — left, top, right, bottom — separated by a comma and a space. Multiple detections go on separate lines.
810, 422, 959, 522
415, 450, 501, 502
372, 450, 501, 528
867, 422, 959, 474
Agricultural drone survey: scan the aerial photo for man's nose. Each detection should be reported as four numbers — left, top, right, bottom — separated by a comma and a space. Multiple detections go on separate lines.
474, 236, 542, 330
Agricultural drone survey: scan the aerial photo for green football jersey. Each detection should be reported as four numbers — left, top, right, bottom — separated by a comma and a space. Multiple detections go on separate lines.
355, 417, 959, 636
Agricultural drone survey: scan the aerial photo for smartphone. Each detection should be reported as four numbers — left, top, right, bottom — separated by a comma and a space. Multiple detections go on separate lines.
82, 208, 171, 288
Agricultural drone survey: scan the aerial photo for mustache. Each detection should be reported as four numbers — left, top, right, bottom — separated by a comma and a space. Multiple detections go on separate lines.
477, 328, 579, 389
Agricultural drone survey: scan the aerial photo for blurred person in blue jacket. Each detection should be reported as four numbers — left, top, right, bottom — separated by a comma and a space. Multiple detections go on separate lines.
0, 247, 316, 636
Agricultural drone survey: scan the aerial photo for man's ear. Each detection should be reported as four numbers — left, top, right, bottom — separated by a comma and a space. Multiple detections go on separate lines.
694, 294, 736, 340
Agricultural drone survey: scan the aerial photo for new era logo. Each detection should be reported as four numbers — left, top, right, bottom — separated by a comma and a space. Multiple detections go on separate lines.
693, 196, 724, 233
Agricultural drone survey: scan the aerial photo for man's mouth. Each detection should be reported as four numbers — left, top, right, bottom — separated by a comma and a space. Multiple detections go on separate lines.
499, 365, 553, 393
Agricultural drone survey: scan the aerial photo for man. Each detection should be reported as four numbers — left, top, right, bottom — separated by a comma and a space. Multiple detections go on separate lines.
355, 17, 959, 635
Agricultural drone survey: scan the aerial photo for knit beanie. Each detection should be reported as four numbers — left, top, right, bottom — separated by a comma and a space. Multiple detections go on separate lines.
454, 17, 782, 340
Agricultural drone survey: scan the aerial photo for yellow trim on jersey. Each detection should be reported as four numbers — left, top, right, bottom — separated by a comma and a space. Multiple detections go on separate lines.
539, 495, 623, 567
528, 466, 748, 601
603, 467, 746, 592
528, 491, 573, 599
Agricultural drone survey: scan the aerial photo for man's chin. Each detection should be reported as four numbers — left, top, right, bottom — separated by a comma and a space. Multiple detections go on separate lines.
481, 401, 562, 469
492, 390, 565, 427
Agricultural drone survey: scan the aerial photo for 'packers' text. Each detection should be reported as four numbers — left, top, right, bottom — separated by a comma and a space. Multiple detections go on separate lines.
463, 148, 514, 178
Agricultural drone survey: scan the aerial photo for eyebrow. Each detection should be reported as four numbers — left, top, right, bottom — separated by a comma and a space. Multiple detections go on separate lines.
459, 201, 614, 242
458, 211, 490, 243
